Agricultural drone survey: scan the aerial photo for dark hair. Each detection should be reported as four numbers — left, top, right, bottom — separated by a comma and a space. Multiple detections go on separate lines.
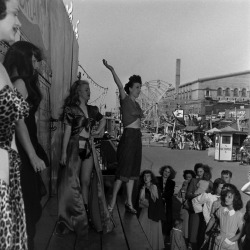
212, 178, 225, 195
173, 218, 183, 228
62, 80, 89, 108
3, 41, 42, 109
244, 200, 250, 223
0, 0, 7, 20
202, 165, 212, 181
159, 165, 176, 180
194, 163, 203, 174
221, 170, 232, 178
139, 170, 158, 187
220, 185, 243, 211
183, 170, 196, 180
124, 75, 142, 95
221, 183, 237, 194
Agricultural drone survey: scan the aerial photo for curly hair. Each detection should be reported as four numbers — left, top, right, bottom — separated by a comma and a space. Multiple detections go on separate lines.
244, 200, 250, 223
139, 170, 158, 187
62, 79, 89, 106
212, 178, 225, 195
220, 186, 243, 211
183, 170, 196, 180
194, 163, 203, 174
159, 165, 176, 180
124, 75, 142, 95
0, 0, 7, 20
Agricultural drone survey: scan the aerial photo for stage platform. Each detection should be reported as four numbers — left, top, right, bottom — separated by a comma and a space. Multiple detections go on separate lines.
35, 195, 152, 250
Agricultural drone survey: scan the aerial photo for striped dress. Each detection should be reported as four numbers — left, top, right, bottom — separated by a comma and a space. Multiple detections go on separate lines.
213, 207, 243, 250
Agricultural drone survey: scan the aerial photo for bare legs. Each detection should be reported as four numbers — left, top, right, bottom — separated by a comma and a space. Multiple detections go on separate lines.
80, 156, 94, 205
126, 180, 134, 206
109, 179, 122, 208
109, 179, 135, 210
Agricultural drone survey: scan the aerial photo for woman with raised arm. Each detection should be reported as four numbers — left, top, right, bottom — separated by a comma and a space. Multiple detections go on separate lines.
103, 59, 143, 214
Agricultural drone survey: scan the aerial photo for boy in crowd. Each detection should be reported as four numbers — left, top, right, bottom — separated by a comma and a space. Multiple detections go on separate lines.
221, 170, 232, 183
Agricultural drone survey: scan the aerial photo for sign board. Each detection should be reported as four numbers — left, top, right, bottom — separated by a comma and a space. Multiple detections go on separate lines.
173, 109, 184, 118
229, 110, 246, 118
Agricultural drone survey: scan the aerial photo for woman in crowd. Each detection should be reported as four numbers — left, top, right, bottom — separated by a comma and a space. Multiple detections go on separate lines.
4, 40, 48, 250
157, 165, 176, 236
58, 80, 114, 242
178, 170, 196, 244
205, 185, 244, 250
138, 170, 165, 250
192, 178, 225, 225
0, 0, 36, 249
204, 183, 239, 250
103, 59, 143, 214
185, 163, 213, 250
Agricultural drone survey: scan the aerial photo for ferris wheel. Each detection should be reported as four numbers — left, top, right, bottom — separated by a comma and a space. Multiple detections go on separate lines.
137, 80, 173, 128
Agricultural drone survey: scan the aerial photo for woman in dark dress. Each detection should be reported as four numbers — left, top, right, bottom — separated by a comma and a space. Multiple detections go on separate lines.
157, 165, 176, 237
57, 80, 114, 245
4, 41, 48, 250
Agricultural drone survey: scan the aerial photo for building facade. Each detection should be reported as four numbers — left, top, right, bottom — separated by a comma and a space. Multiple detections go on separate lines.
162, 71, 250, 117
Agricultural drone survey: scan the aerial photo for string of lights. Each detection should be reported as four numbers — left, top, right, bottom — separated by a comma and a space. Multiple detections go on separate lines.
78, 64, 108, 91
78, 64, 108, 109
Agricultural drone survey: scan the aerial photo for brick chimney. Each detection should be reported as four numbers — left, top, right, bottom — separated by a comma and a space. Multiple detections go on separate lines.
175, 59, 181, 100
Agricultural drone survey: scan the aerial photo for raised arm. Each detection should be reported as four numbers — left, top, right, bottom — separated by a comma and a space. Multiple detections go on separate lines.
102, 59, 126, 99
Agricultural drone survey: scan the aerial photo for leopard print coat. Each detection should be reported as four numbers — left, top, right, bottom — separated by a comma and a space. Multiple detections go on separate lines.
0, 85, 28, 250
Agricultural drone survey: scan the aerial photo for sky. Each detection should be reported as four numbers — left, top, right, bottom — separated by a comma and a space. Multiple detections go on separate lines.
63, 0, 250, 112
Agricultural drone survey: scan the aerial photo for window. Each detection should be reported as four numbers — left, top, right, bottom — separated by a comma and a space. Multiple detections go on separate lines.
233, 88, 238, 97
225, 88, 230, 97
217, 88, 222, 96
222, 136, 231, 144
205, 88, 210, 97
242, 88, 246, 97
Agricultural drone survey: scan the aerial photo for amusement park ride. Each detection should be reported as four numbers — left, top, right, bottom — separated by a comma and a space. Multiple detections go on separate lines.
137, 79, 173, 132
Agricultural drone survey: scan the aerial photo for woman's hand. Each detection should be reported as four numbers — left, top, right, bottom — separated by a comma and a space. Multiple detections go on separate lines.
60, 152, 67, 166
103, 59, 114, 71
91, 131, 100, 136
30, 154, 46, 172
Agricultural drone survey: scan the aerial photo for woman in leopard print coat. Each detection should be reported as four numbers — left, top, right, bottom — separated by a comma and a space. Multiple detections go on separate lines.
0, 0, 44, 249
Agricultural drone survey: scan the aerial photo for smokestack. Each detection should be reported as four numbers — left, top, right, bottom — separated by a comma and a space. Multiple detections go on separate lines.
175, 59, 181, 99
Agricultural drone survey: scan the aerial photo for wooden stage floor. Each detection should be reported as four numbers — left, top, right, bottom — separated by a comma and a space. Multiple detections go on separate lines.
35, 195, 153, 250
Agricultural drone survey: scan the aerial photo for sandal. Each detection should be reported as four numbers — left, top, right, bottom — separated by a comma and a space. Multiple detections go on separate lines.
125, 202, 137, 214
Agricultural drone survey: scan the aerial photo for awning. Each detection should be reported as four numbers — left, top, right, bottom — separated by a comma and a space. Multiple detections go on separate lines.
183, 126, 198, 132
206, 127, 220, 133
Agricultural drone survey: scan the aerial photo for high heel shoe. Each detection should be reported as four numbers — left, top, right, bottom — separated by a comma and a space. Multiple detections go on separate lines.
125, 203, 137, 214
107, 204, 114, 213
